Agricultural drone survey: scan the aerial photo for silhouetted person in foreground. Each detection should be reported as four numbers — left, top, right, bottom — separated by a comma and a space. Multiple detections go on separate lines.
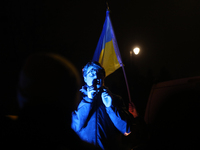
148, 90, 200, 150
71, 61, 134, 150
4, 53, 98, 150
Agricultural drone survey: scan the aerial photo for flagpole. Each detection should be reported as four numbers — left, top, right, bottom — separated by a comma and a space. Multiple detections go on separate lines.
105, 7, 131, 103
121, 63, 138, 117
94, 3, 138, 117
106, 5, 138, 117
121, 64, 132, 103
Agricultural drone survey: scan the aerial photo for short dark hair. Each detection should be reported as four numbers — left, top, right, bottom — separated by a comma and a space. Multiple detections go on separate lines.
18, 53, 81, 111
82, 61, 105, 78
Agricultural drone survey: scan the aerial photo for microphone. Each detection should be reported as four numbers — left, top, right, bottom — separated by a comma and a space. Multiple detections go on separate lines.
93, 79, 97, 86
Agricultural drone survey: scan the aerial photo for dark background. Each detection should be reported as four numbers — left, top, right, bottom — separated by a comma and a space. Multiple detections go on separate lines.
1, 0, 200, 117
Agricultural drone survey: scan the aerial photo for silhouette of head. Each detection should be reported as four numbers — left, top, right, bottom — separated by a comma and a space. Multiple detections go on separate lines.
18, 53, 81, 114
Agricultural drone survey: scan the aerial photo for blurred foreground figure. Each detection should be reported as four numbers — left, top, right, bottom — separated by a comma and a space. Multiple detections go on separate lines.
71, 61, 133, 150
11, 53, 97, 150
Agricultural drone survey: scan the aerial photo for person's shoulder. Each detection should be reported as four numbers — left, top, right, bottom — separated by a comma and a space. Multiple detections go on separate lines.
112, 94, 125, 108
112, 93, 122, 100
77, 97, 92, 110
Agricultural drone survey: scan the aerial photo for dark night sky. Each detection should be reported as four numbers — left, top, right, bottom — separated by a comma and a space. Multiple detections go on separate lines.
68, 0, 200, 80
1, 0, 200, 114
2, 0, 200, 78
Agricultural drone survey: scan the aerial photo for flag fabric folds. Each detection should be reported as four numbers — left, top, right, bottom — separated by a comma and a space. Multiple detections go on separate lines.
92, 10, 123, 77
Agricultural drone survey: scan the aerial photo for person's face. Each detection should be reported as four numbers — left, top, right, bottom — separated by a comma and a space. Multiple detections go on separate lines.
84, 66, 103, 89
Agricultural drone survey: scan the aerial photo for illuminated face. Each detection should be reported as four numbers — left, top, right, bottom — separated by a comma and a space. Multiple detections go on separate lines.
84, 66, 103, 89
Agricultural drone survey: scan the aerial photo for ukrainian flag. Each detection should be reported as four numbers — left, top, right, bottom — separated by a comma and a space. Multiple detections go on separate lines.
92, 10, 123, 77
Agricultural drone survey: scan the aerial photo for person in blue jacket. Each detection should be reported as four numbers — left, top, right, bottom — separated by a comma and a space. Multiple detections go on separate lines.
71, 61, 133, 150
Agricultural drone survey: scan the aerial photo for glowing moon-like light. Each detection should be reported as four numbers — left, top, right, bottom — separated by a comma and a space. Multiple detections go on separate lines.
133, 47, 140, 55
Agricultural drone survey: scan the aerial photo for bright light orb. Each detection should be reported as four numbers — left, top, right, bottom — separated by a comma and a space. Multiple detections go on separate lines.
133, 47, 140, 55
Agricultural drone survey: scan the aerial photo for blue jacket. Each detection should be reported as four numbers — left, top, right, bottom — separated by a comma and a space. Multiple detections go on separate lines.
71, 87, 132, 149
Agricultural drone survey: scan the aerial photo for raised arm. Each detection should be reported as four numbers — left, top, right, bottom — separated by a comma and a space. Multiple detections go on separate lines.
101, 89, 132, 135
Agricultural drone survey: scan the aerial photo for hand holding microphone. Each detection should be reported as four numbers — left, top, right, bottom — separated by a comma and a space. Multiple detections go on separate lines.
87, 86, 97, 99
101, 88, 112, 107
